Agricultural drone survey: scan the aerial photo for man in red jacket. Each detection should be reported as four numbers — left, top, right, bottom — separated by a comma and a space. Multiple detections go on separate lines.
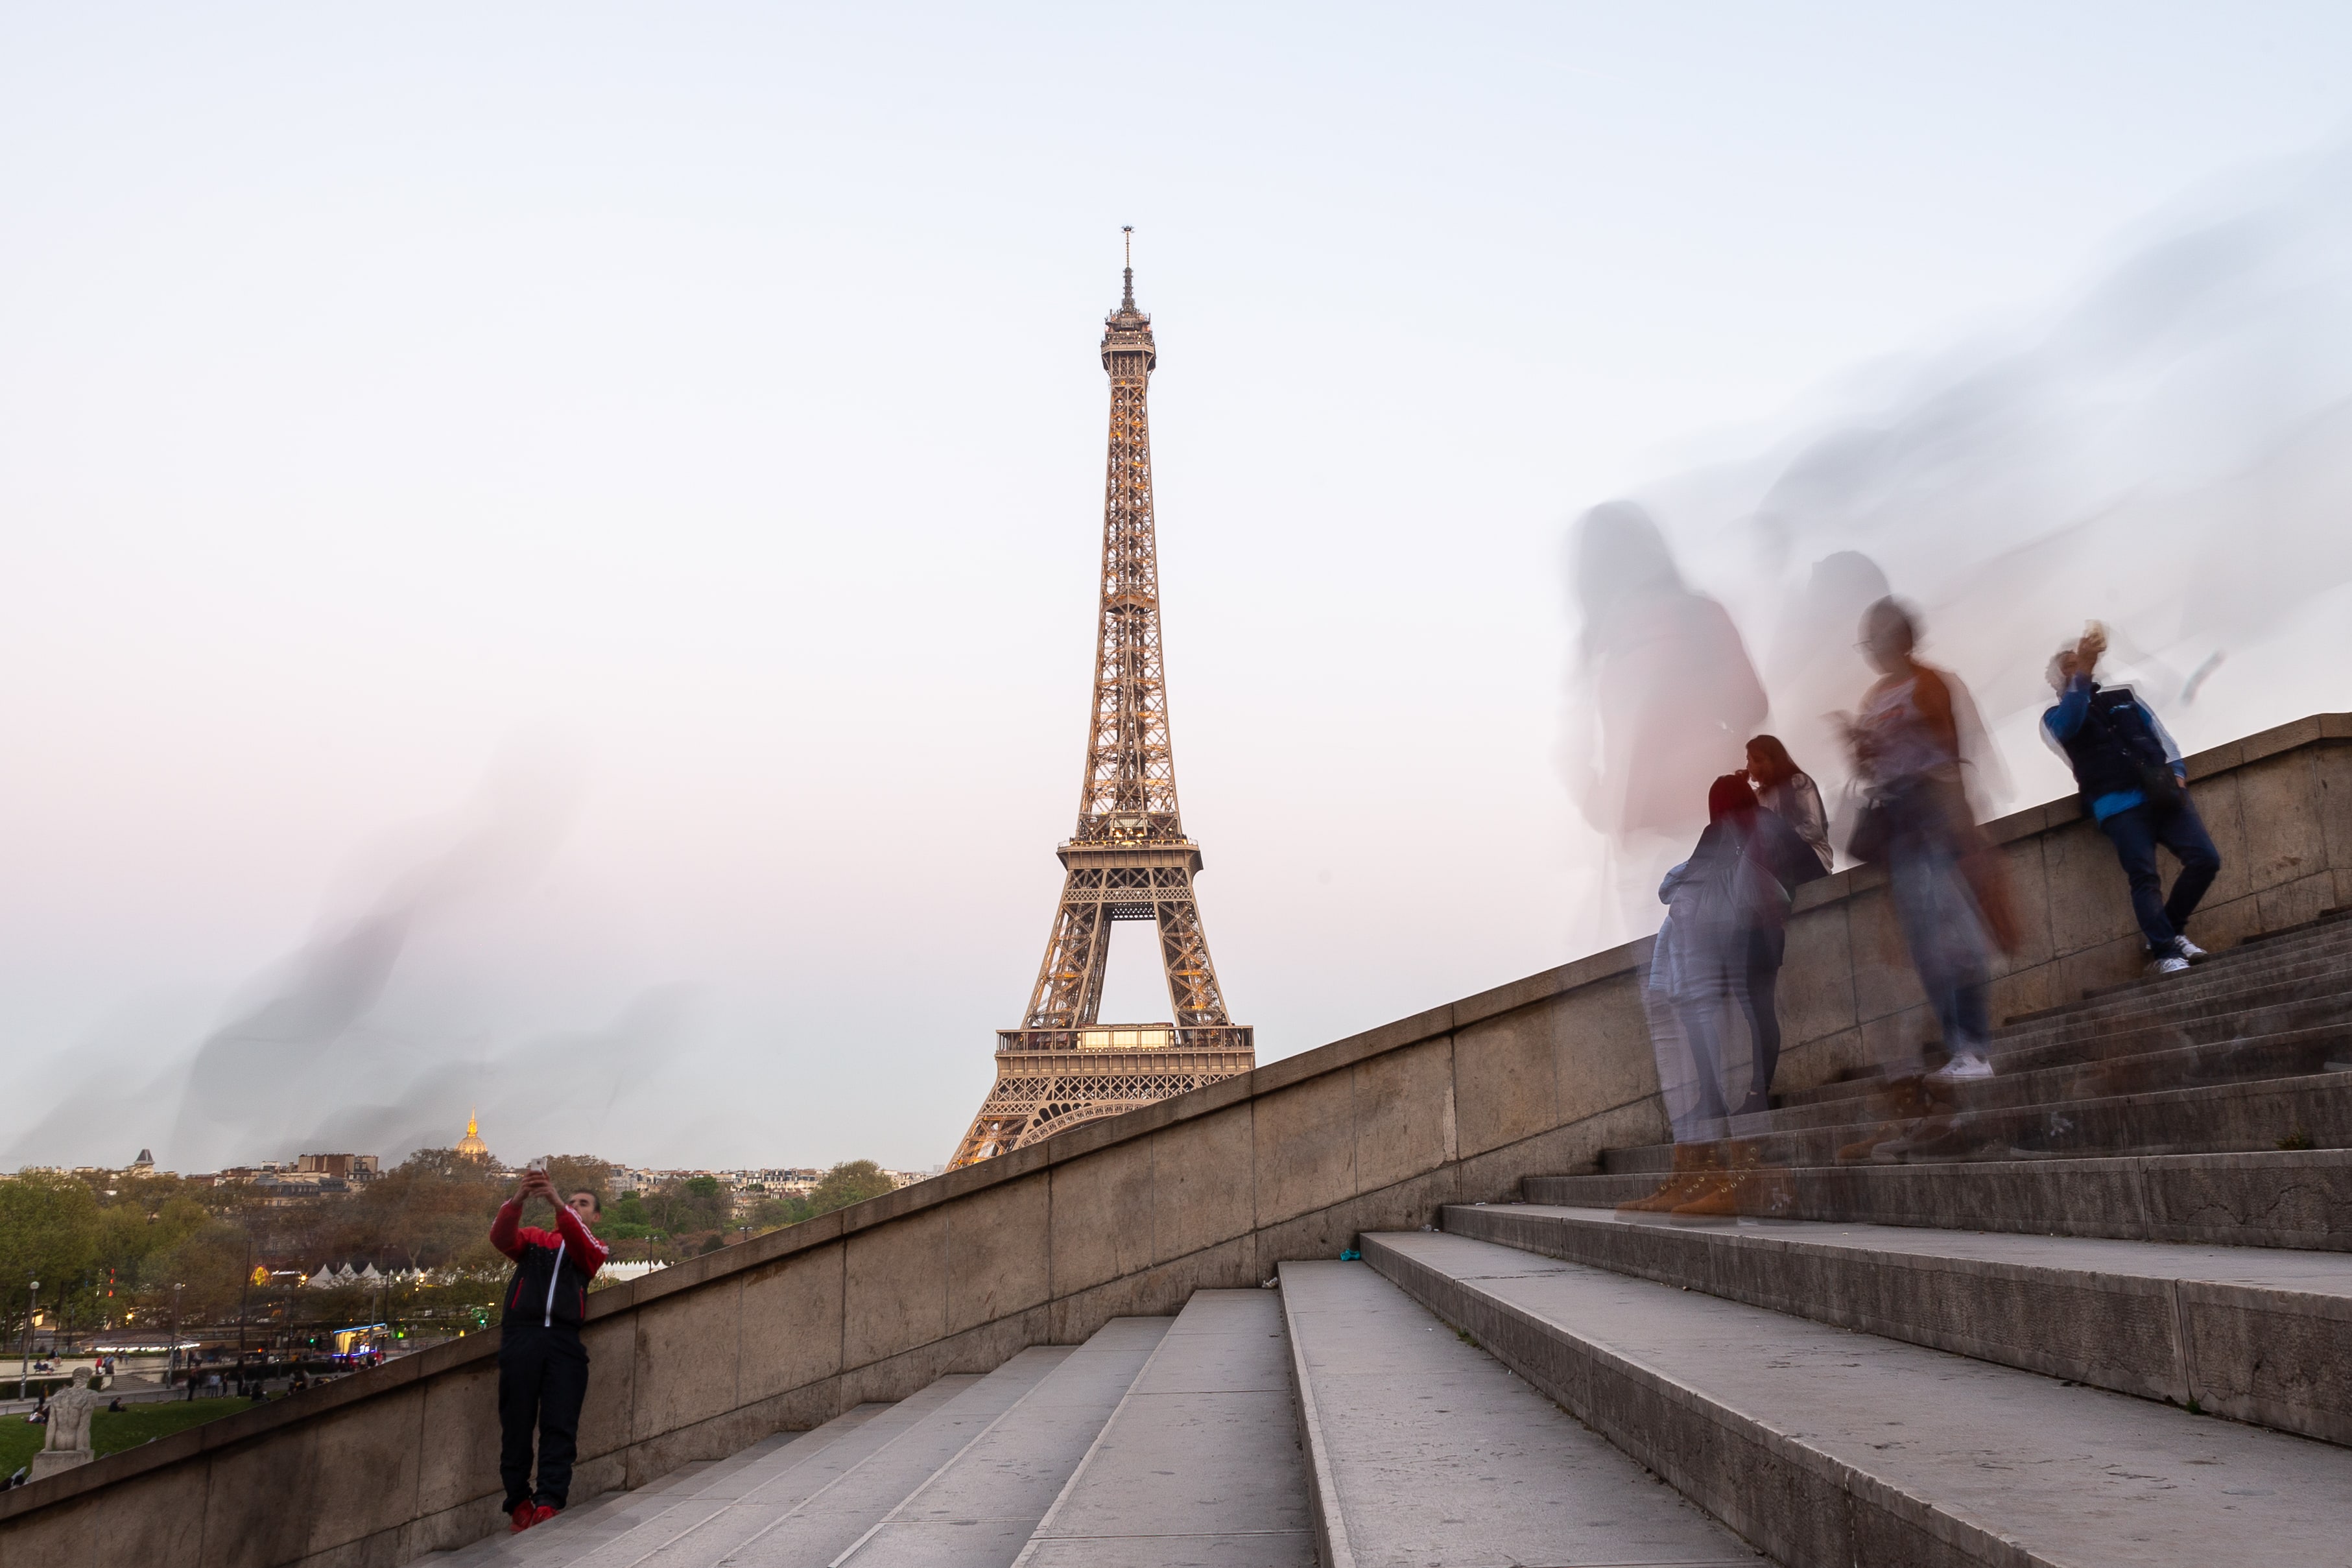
490, 1167, 609, 1533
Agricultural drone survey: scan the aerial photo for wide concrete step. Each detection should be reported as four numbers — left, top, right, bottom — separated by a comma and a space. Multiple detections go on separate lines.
1525, 1148, 2352, 1249
1757, 1023, 2352, 1135
1994, 997, 2352, 1075
2027, 940, 2352, 1027
2230, 905, 2352, 951
533, 1358, 1052, 1568
1442, 1202, 2352, 1445
1363, 1229, 2352, 1568
1014, 1290, 1313, 1567
2024, 920, 2352, 1009
2002, 911, 2352, 1025
439, 1455, 732, 1567
1775, 951, 2352, 1117
431, 1404, 903, 1567
1770, 1018, 2352, 1141
2068, 907, 2352, 991
1276, 1257, 1753, 1568
1783, 978, 2352, 1110
1600, 1067, 2352, 1173
2001, 957, 2352, 1045
831, 1318, 1170, 1567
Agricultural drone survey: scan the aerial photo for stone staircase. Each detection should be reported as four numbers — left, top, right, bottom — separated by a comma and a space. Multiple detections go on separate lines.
427, 1291, 1315, 1568
422, 909, 2352, 1567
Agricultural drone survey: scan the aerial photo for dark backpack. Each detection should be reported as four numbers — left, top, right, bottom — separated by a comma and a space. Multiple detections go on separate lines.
2074, 687, 2183, 811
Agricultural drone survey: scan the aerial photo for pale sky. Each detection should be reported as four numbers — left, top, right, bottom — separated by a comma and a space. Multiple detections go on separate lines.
4, 3, 2349, 1172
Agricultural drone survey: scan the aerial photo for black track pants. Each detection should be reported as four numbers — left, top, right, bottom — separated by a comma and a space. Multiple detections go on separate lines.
498, 1325, 590, 1509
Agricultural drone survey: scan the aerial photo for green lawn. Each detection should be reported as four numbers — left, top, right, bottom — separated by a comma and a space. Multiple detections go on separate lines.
1, 1397, 250, 1479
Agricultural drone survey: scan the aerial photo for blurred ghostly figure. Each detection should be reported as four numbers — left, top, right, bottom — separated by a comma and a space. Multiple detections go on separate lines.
1761, 551, 1894, 837
1564, 501, 1768, 936
150, 752, 584, 1170
1844, 599, 2016, 1089
1622, 772, 1825, 1217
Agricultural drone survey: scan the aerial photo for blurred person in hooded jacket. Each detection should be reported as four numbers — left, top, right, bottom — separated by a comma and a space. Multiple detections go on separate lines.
1621, 772, 1827, 1218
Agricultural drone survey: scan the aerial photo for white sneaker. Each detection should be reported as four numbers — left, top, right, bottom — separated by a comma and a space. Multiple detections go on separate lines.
2150, 955, 2191, 976
2175, 937, 2208, 960
1927, 1052, 1994, 1082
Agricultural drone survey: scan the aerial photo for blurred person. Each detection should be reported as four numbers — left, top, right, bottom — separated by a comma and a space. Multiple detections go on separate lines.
1563, 501, 1768, 939
1745, 734, 1833, 875
1622, 772, 1824, 1216
1843, 598, 2015, 1086
2043, 624, 2218, 975
1758, 549, 1894, 823
492, 1169, 608, 1535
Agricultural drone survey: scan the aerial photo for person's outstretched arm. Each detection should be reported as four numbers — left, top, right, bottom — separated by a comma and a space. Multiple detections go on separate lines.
490, 1172, 546, 1260
549, 1200, 610, 1277
2043, 673, 2094, 746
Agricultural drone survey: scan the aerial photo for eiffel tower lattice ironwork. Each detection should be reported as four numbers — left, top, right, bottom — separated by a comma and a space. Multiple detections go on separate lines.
949, 235, 1253, 1169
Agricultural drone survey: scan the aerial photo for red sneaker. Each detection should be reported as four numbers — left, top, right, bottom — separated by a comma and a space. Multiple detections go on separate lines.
508, 1502, 536, 1534
529, 1504, 560, 1528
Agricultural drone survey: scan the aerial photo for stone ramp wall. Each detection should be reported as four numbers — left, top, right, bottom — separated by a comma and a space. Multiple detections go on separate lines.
3, 714, 2345, 1568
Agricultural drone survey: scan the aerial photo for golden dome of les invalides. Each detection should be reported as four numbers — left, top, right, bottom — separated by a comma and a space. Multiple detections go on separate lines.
455, 1111, 491, 1161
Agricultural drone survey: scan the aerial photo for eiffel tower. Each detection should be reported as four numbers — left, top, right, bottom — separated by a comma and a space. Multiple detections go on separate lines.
949, 235, 1254, 1169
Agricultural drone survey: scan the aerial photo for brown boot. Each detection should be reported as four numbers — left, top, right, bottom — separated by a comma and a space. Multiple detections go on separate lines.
1617, 1142, 1722, 1213
1836, 1075, 1937, 1161
1836, 1121, 1910, 1162
1671, 1139, 1794, 1219
1665, 1167, 1740, 1218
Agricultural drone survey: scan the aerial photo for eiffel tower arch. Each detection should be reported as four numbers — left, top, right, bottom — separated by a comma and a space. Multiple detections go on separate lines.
950, 235, 1255, 1169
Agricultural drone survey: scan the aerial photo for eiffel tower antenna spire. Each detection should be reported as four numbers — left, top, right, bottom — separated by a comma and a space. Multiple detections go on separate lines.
949, 245, 1253, 1169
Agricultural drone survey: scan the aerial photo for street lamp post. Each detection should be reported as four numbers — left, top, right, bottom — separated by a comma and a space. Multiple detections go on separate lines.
236, 1238, 252, 1396
170, 1283, 185, 1399
18, 1279, 38, 1400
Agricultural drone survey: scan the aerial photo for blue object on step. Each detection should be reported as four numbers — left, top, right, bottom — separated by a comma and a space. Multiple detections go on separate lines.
1338, 1247, 1362, 1261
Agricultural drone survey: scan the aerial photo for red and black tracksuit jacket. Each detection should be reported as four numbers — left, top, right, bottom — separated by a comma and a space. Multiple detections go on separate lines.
490, 1199, 610, 1510
490, 1200, 610, 1331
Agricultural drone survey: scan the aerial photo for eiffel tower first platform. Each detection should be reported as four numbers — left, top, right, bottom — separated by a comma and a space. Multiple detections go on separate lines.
949, 237, 1254, 1169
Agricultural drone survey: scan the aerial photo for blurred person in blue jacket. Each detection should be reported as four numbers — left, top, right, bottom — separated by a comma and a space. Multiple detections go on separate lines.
2042, 623, 2220, 976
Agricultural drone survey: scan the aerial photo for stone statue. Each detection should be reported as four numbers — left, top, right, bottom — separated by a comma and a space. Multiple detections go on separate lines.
27, 1367, 102, 1480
